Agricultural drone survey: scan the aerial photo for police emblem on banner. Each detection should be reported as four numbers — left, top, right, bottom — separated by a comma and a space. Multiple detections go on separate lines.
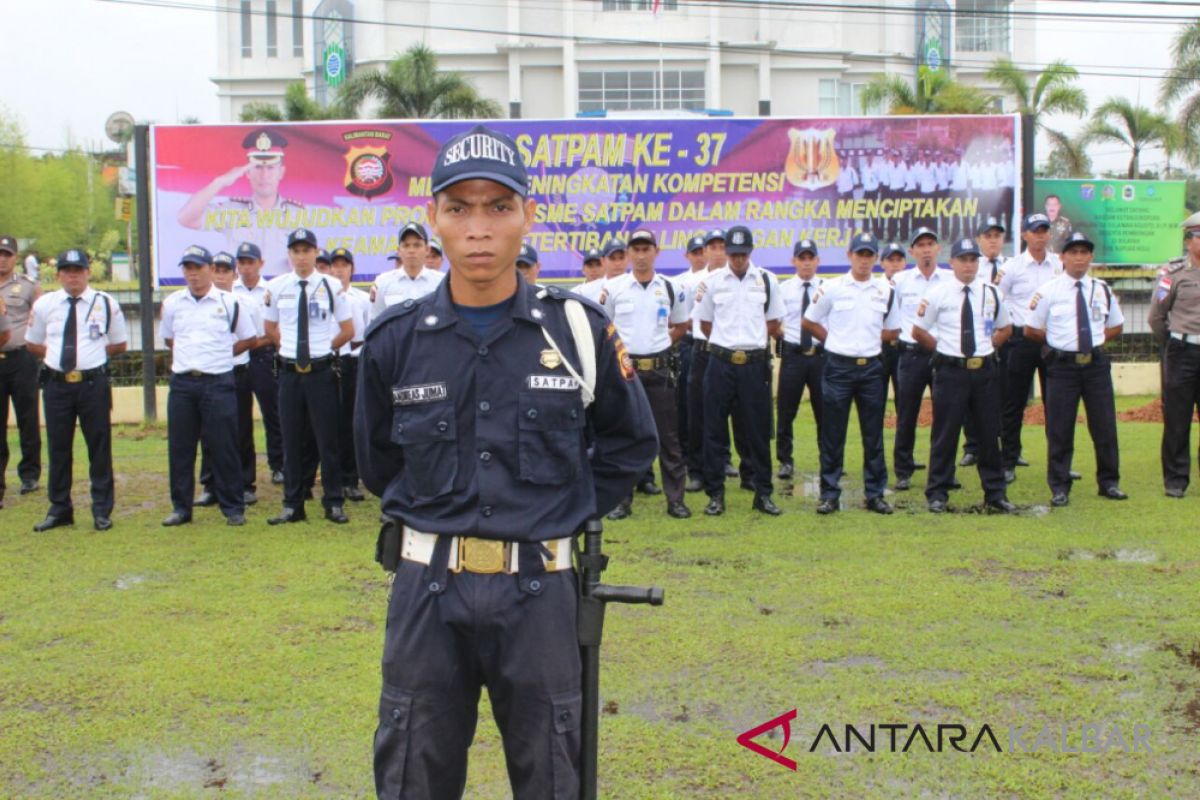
784, 128, 840, 190
343, 131, 395, 199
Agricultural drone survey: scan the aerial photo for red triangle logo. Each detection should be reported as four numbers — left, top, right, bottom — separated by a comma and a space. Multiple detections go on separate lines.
736, 709, 797, 771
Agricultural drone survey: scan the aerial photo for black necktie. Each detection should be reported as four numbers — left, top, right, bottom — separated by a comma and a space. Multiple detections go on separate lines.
296, 279, 310, 368
1075, 280, 1091, 352
60, 296, 80, 372
990, 258, 1000, 283
960, 286, 976, 357
800, 282, 812, 348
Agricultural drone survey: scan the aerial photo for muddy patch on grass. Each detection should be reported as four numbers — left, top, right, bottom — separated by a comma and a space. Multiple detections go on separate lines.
1059, 548, 1159, 563
114, 747, 322, 795
802, 655, 887, 676
112, 574, 149, 590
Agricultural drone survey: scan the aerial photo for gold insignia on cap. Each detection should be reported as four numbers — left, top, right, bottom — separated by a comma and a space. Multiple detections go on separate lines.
256, 132, 272, 151
540, 348, 562, 369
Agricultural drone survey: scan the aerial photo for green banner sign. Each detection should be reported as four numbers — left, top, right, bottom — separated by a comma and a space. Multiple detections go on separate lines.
1034, 178, 1186, 264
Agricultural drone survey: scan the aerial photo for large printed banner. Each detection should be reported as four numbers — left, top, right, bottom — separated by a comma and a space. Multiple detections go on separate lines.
150, 115, 1020, 285
1034, 179, 1185, 264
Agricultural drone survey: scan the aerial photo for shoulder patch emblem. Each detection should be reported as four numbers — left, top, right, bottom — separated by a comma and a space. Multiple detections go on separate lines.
606, 323, 636, 382
1028, 292, 1041, 311
263, 290, 272, 307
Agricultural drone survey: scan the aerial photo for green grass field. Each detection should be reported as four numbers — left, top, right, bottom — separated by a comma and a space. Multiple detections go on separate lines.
1, 398, 1198, 799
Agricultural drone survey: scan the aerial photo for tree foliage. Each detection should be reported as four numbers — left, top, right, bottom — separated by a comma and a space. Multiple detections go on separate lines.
338, 44, 503, 119
860, 68, 996, 115
239, 82, 344, 122
1083, 98, 1178, 179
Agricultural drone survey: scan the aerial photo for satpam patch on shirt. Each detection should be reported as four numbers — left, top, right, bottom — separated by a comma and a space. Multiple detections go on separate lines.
527, 375, 580, 391
392, 382, 448, 406
1028, 292, 1042, 311
607, 323, 636, 382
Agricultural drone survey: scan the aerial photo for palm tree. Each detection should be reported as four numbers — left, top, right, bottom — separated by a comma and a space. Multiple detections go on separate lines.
986, 57, 1088, 172
239, 82, 343, 122
860, 69, 996, 115
338, 44, 503, 120
1083, 98, 1178, 179
1160, 21, 1200, 164
1039, 130, 1092, 178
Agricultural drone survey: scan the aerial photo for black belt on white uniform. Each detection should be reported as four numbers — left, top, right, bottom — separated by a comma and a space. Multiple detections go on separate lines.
931, 353, 995, 370
279, 355, 334, 373
707, 344, 769, 364
896, 340, 929, 353
826, 352, 880, 366
780, 341, 823, 357
1046, 347, 1101, 365
628, 350, 671, 371
45, 366, 108, 383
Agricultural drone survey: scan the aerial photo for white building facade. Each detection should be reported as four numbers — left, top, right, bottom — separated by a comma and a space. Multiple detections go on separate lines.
213, 0, 1037, 121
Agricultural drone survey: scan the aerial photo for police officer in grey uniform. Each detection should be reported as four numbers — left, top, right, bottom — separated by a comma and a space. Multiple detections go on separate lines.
262, 228, 355, 525
0, 234, 41, 503
1150, 212, 1200, 497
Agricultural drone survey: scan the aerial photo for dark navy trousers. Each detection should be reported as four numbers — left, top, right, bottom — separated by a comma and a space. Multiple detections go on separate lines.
1045, 353, 1120, 495
819, 355, 888, 502
248, 346, 284, 473
0, 348, 40, 495
1162, 340, 1200, 492
893, 347, 933, 480
169, 372, 243, 517
701, 355, 772, 496
1001, 333, 1047, 470
926, 359, 1006, 504
43, 373, 113, 519
278, 366, 343, 510
775, 348, 824, 467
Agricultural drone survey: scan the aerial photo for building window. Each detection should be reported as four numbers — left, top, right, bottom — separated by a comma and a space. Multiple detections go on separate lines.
240, 0, 252, 57
293, 0, 304, 57
601, 0, 678, 10
956, 0, 1011, 53
579, 69, 703, 112
266, 0, 278, 57
818, 79, 868, 116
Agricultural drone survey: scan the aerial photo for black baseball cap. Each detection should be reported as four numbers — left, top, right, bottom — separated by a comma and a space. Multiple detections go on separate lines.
287, 228, 318, 248
703, 228, 726, 246
850, 232, 880, 255
1023, 213, 1051, 232
793, 239, 818, 258
212, 251, 236, 269
583, 247, 602, 264
516, 243, 538, 266
0, 235, 16, 254
950, 237, 982, 259
179, 245, 214, 267
1062, 231, 1095, 252
431, 125, 528, 197
399, 222, 428, 242
57, 249, 90, 269
979, 216, 1006, 235
428, 237, 442, 254
236, 241, 263, 260
881, 242, 907, 260
725, 226, 754, 255
686, 235, 705, 253
316, 249, 332, 265
909, 227, 939, 246
330, 247, 354, 264
629, 229, 657, 248
602, 240, 627, 258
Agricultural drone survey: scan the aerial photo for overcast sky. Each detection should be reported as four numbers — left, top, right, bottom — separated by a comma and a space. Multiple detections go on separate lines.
1, 0, 1189, 172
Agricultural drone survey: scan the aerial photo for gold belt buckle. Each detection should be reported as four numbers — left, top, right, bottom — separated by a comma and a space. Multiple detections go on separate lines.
295, 362, 312, 374
802, 347, 818, 356
1076, 353, 1092, 365
731, 350, 748, 365
966, 357, 984, 369
636, 358, 655, 371
65, 370, 83, 383
457, 537, 508, 574
855, 357, 868, 366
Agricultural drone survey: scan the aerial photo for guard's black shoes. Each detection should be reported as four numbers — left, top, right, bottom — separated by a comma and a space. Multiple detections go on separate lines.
913, 462, 926, 471
959, 453, 977, 467
703, 494, 725, 516
776, 463, 795, 480
986, 498, 1018, 514
1070, 471, 1083, 481
1050, 492, 1069, 507
325, 505, 350, 524
1165, 487, 1186, 498
19, 480, 38, 495
636, 480, 662, 496
195, 490, 217, 507
666, 501, 692, 519
267, 508, 306, 525
866, 497, 894, 515
344, 486, 366, 502
33, 513, 73, 532
723, 463, 739, 478
949, 479, 963, 490
1016, 456, 1030, 467
271, 470, 285, 485
243, 490, 258, 506
1004, 469, 1017, 485
225, 513, 247, 527
684, 476, 703, 493
816, 499, 838, 515
161, 512, 192, 527
1099, 486, 1128, 500
93, 516, 113, 532
928, 499, 948, 513
753, 494, 782, 516
894, 477, 911, 491
606, 503, 632, 521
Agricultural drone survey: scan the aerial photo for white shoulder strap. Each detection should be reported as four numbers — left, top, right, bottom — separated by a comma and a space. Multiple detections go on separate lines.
535, 291, 596, 408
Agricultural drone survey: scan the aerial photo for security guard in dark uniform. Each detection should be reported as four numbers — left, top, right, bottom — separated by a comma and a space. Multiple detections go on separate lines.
25, 250, 128, 532
694, 224, 784, 516
775, 239, 825, 479
1150, 212, 1200, 497
1027, 231, 1127, 506
911, 237, 1016, 513
355, 124, 657, 800
262, 228, 355, 525
0, 234, 41, 504
160, 246, 258, 527
802, 232, 900, 515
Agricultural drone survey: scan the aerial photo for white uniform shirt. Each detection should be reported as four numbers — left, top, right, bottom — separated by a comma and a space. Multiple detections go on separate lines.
23, 254, 38, 281
369, 266, 445, 319
779, 275, 825, 345
863, 159, 883, 191
1027, 274, 1124, 351
804, 274, 900, 358
687, 267, 723, 341
887, 161, 907, 189
573, 278, 607, 305
917, 162, 937, 193
998, 250, 1063, 327
602, 272, 687, 354
694, 263, 784, 350
339, 285, 371, 357
26, 287, 128, 371
893, 266, 953, 344
231, 294, 263, 367
913, 278, 1010, 358
262, 271, 351, 360
160, 286, 257, 374
836, 164, 858, 194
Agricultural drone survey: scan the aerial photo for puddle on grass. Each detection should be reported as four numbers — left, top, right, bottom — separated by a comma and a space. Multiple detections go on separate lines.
123, 748, 317, 796
1059, 548, 1159, 563
113, 575, 147, 590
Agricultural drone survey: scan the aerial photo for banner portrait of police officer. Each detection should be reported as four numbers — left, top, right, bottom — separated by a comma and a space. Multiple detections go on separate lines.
354, 125, 657, 799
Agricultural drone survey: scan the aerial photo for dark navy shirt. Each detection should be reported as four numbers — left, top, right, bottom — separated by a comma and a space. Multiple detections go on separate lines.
355, 273, 658, 542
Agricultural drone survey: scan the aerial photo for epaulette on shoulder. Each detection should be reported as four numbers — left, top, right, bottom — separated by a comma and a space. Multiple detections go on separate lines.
1167, 257, 1187, 273
228, 197, 252, 205
363, 296, 422, 340
542, 284, 606, 319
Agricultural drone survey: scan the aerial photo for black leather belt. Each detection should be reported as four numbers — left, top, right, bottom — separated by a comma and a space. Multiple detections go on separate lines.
897, 341, 928, 353
629, 351, 671, 371
177, 370, 233, 379
827, 353, 879, 366
707, 344, 768, 364
1047, 348, 1099, 365
46, 366, 107, 383
279, 355, 334, 374
781, 341, 822, 356
234, 364, 250, 375
932, 354, 994, 370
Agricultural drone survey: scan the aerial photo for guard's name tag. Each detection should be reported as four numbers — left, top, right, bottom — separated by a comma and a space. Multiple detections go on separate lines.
527, 375, 580, 391
393, 382, 448, 405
